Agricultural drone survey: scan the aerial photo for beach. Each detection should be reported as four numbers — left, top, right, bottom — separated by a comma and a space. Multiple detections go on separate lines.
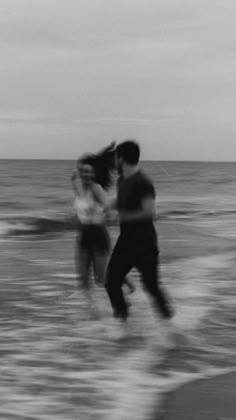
158, 371, 236, 420
1, 218, 236, 419
1, 159, 236, 419
1, 0, 236, 415
152, 221, 236, 420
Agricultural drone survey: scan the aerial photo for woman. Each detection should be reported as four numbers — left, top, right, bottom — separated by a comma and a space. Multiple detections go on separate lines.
71, 143, 134, 314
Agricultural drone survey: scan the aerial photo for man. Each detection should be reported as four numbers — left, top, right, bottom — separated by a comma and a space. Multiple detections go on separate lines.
105, 140, 174, 338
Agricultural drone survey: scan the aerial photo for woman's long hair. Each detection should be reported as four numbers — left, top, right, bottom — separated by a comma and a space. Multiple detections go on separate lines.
77, 142, 116, 190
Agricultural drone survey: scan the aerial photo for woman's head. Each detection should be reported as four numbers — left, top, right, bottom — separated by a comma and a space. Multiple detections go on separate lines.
77, 142, 116, 189
77, 155, 96, 185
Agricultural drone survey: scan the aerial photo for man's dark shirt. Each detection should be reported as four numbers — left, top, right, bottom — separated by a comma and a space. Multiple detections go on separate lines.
117, 171, 158, 249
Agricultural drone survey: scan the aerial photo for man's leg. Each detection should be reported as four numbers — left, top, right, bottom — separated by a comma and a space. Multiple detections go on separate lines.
136, 249, 187, 348
105, 237, 134, 320
136, 251, 173, 319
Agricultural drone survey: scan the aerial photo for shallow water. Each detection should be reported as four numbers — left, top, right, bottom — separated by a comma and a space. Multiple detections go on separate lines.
1, 159, 236, 418
1, 230, 236, 419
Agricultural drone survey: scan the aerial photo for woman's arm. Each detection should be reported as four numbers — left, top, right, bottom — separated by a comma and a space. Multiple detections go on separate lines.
91, 183, 109, 206
91, 183, 118, 210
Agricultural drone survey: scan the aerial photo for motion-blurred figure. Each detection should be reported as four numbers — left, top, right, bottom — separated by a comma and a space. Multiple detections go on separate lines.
105, 140, 175, 340
71, 142, 134, 316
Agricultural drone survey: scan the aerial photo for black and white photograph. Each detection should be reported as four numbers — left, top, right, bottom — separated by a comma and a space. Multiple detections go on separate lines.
0, 1, 236, 419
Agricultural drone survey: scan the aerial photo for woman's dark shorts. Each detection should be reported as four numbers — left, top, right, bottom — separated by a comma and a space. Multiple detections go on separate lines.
78, 224, 110, 254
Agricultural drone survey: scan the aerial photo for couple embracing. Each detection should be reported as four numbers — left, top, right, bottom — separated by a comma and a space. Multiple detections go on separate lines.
72, 140, 175, 340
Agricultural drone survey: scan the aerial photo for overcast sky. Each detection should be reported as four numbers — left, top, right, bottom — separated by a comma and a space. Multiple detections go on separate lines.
0, 0, 235, 160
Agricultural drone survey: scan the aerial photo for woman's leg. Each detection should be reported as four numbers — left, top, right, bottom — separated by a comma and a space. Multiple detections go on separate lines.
92, 225, 110, 286
78, 249, 93, 291
93, 253, 109, 286
78, 247, 100, 317
75, 238, 92, 290
105, 237, 134, 320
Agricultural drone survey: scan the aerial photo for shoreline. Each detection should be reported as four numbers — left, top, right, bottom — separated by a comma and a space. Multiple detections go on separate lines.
150, 220, 236, 420
153, 369, 236, 420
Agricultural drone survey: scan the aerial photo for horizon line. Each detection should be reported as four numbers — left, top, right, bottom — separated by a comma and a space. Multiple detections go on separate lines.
0, 158, 235, 163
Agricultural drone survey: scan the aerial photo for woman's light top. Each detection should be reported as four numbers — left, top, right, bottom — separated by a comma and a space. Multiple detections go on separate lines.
74, 188, 104, 224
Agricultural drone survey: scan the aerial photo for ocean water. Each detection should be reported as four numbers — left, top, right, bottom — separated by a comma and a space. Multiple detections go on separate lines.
0, 160, 236, 420
1, 160, 236, 237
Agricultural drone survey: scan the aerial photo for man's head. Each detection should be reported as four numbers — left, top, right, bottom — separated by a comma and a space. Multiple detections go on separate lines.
116, 140, 140, 175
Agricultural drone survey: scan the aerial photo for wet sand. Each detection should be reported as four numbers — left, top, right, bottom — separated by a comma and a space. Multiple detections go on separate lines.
158, 372, 236, 420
